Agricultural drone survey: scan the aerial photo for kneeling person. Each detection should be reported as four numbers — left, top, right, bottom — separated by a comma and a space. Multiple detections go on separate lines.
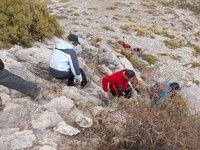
49, 36, 87, 87
102, 69, 139, 99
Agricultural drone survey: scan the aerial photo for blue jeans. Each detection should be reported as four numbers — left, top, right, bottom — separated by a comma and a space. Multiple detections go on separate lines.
0, 69, 40, 99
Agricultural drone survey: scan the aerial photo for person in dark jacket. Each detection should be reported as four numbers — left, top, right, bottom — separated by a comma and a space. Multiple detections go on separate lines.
49, 34, 87, 87
0, 59, 41, 99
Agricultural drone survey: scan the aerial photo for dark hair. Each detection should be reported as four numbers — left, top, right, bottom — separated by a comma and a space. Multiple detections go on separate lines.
170, 82, 181, 90
125, 70, 135, 79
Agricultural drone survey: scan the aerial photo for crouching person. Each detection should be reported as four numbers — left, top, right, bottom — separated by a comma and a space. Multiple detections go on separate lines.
0, 59, 41, 100
149, 81, 181, 106
102, 69, 139, 100
49, 34, 87, 87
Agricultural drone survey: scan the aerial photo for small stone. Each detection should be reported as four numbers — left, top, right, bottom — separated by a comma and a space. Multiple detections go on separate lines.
75, 115, 93, 128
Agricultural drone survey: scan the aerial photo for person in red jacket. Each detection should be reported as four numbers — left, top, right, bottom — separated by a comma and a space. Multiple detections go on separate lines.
102, 69, 139, 99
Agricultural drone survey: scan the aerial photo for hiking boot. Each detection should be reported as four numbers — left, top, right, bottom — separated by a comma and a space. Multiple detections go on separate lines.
34, 87, 49, 101
32, 87, 41, 100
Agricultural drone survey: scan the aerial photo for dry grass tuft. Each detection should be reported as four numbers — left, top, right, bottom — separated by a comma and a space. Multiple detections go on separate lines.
169, 54, 182, 61
106, 6, 118, 10
90, 35, 102, 47
142, 54, 158, 65
102, 26, 115, 32
80, 96, 200, 150
184, 62, 200, 68
164, 38, 184, 49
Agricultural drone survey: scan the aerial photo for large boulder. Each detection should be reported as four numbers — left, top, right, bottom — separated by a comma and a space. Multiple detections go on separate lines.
44, 96, 75, 114
31, 107, 63, 130
0, 130, 36, 150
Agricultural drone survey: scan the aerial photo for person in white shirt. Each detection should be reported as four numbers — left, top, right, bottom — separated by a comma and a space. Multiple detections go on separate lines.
49, 33, 87, 87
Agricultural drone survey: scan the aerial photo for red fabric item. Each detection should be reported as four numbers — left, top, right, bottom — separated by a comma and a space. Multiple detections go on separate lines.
102, 69, 129, 95
123, 43, 131, 49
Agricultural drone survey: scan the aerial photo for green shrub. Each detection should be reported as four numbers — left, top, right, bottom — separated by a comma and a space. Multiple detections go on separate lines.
142, 53, 158, 65
106, 6, 118, 10
193, 45, 200, 54
184, 62, 200, 68
164, 38, 184, 49
158, 53, 168, 56
129, 57, 147, 70
0, 0, 63, 48
169, 54, 182, 61
102, 26, 115, 32
120, 49, 132, 59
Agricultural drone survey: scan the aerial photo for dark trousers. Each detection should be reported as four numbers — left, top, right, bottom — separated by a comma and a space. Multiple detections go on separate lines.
111, 84, 133, 99
0, 69, 39, 99
49, 67, 87, 86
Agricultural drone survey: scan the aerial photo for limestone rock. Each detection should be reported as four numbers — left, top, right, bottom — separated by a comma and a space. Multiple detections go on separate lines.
0, 128, 19, 136
75, 114, 93, 128
54, 121, 80, 136
31, 107, 63, 130
39, 145, 57, 150
0, 130, 36, 150
44, 96, 75, 113
0, 93, 11, 105
3, 102, 23, 112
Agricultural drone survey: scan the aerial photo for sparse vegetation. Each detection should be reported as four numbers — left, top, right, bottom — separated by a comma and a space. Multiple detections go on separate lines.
169, 54, 182, 61
0, 0, 63, 48
193, 45, 200, 54
71, 12, 80, 16
158, 53, 168, 56
120, 49, 132, 59
106, 6, 118, 10
184, 62, 200, 68
82, 95, 200, 150
102, 26, 115, 32
141, 0, 156, 9
142, 53, 158, 65
120, 24, 175, 38
159, 0, 200, 14
120, 24, 150, 36
164, 38, 184, 49
129, 57, 147, 70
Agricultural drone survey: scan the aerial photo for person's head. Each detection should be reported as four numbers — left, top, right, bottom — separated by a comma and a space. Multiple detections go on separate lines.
170, 82, 181, 90
67, 33, 80, 46
125, 70, 136, 81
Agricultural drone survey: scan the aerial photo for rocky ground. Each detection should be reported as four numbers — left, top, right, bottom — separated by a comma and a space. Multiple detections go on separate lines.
0, 0, 200, 149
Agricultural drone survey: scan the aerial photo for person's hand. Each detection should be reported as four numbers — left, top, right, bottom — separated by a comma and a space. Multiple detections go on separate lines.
104, 92, 109, 98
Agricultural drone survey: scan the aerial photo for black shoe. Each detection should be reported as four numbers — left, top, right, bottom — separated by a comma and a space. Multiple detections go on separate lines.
33, 87, 41, 100
67, 82, 75, 86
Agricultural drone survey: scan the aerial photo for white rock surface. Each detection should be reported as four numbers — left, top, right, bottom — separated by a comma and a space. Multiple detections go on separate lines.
44, 96, 75, 113
39, 145, 57, 150
3, 102, 23, 112
54, 121, 80, 136
31, 107, 63, 130
75, 114, 93, 128
0, 130, 36, 150
0, 128, 19, 136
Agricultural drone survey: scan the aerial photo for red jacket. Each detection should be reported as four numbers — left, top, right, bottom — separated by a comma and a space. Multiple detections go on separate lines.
102, 69, 129, 95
